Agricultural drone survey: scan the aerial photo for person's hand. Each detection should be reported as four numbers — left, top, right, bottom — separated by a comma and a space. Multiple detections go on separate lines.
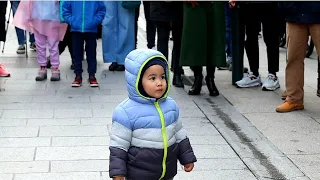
184, 163, 194, 172
187, 1, 198, 8
113, 177, 125, 180
229, 0, 236, 8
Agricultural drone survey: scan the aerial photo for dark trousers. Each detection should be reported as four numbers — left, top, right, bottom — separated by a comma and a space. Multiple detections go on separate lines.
72, 32, 97, 76
59, 25, 73, 61
156, 21, 183, 75
135, 2, 156, 49
240, 3, 279, 75
0, 1, 7, 42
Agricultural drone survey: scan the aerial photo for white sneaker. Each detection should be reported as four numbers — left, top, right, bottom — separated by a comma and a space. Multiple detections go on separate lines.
236, 72, 262, 88
262, 73, 280, 91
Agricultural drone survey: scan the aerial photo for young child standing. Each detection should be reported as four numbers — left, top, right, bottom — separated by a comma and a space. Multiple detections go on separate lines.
109, 49, 197, 180
32, 1, 64, 81
62, 1, 106, 87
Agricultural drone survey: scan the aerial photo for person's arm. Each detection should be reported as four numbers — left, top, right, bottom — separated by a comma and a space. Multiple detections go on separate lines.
94, 1, 106, 25
174, 104, 197, 171
62, 1, 72, 24
109, 106, 132, 179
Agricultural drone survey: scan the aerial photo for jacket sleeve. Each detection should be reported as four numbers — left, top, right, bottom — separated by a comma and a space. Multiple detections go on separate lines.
109, 106, 132, 178
174, 103, 197, 165
94, 1, 106, 25
62, 1, 72, 25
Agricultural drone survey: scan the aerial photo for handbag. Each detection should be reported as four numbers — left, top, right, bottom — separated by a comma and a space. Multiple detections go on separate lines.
121, 1, 141, 9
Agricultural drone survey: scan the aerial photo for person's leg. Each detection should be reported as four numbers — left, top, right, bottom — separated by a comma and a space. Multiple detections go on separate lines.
309, 24, 320, 97
224, 2, 232, 63
143, 1, 156, 49
11, 1, 27, 53
188, 66, 203, 95
34, 30, 48, 81
72, 32, 84, 77
260, 3, 280, 91
276, 22, 308, 113
102, 1, 118, 68
156, 21, 170, 60
134, 5, 140, 48
84, 33, 98, 87
243, 4, 260, 77
47, 37, 60, 81
172, 20, 184, 87
0, 1, 7, 42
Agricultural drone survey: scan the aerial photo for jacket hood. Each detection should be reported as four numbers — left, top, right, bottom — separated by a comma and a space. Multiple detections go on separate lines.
125, 49, 170, 104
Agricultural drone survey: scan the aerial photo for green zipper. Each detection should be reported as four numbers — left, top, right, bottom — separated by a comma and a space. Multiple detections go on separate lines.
82, 1, 85, 32
154, 101, 168, 179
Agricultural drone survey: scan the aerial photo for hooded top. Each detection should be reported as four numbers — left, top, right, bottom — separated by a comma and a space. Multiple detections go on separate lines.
109, 49, 197, 180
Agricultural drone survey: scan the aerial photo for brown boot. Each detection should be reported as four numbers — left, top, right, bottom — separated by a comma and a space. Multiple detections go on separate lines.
276, 101, 304, 113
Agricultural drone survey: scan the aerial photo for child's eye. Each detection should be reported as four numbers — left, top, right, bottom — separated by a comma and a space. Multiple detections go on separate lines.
150, 77, 156, 80
161, 76, 165, 79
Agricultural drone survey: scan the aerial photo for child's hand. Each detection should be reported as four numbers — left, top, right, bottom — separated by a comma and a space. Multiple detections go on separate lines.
113, 177, 125, 180
184, 163, 194, 172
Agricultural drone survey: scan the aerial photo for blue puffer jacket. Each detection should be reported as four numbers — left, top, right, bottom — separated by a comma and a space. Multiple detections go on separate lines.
279, 2, 320, 24
62, 1, 106, 33
109, 49, 197, 180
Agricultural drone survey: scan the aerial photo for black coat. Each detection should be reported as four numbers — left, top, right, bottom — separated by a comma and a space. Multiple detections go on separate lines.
149, 1, 183, 22
279, 2, 320, 24
0, 1, 7, 42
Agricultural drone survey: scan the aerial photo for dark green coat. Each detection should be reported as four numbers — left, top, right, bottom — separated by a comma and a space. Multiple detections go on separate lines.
180, 2, 226, 67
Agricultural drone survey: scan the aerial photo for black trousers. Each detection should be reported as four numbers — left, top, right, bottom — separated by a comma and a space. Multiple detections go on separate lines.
59, 25, 73, 61
72, 32, 97, 76
156, 21, 183, 75
240, 3, 279, 75
135, 2, 156, 49
0, 1, 7, 42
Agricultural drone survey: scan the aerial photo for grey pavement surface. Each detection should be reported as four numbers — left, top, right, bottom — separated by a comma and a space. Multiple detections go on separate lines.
0, 5, 319, 180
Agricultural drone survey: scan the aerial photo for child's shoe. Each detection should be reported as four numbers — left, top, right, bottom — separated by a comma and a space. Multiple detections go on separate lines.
50, 68, 60, 81
72, 75, 82, 87
0, 64, 10, 77
88, 75, 99, 87
35, 67, 47, 81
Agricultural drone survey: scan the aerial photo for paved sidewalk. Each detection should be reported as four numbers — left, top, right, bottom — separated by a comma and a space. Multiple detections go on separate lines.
0, 5, 316, 180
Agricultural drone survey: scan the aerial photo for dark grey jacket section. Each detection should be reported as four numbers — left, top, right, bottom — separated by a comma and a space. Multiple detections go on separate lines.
109, 138, 196, 180
279, 2, 320, 24
149, 1, 183, 22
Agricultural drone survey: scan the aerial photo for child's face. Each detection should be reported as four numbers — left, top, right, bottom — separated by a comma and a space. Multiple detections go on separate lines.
142, 65, 167, 99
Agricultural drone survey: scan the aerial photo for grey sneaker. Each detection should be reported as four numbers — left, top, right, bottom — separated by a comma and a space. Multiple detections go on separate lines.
50, 68, 60, 81
16, 45, 25, 54
35, 67, 47, 81
30, 43, 36, 51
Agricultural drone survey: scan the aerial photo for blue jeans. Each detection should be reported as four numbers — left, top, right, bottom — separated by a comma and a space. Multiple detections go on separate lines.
11, 1, 35, 45
225, 2, 232, 58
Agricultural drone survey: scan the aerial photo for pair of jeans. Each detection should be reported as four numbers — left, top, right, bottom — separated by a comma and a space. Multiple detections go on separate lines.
72, 32, 97, 76
11, 0, 35, 45
58, 25, 73, 61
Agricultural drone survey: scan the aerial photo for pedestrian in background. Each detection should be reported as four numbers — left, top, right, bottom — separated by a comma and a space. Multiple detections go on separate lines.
62, 1, 106, 87
180, 1, 226, 97
276, 2, 320, 112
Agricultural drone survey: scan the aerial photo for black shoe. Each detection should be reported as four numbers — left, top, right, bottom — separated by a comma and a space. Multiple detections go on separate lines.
116, 65, 125, 71
172, 74, 184, 88
205, 76, 219, 96
188, 75, 203, 95
109, 62, 118, 71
